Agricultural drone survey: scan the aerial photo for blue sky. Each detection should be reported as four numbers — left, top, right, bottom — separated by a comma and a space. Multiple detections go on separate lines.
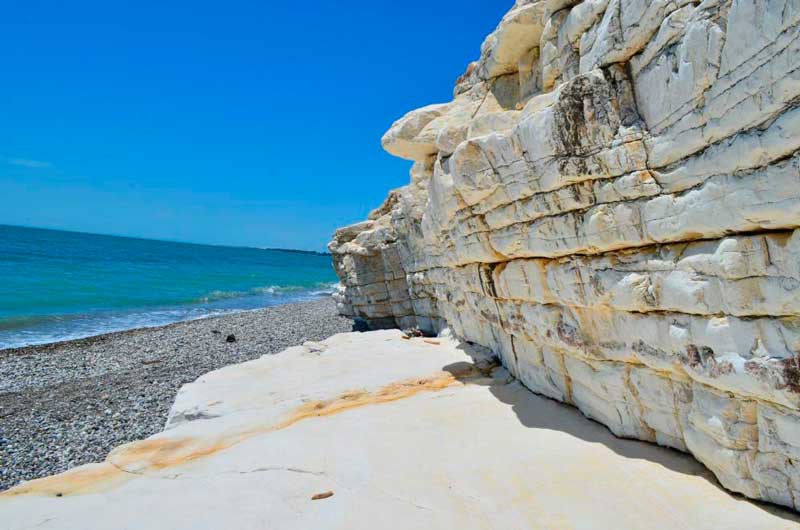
1, 1, 508, 251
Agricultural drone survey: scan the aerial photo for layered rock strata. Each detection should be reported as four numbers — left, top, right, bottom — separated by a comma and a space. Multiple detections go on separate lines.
330, 0, 800, 510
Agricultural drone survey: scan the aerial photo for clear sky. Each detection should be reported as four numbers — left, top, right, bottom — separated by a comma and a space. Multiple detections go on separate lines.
1, 1, 509, 251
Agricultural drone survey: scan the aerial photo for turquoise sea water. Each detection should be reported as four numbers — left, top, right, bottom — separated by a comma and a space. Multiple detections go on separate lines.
0, 225, 338, 349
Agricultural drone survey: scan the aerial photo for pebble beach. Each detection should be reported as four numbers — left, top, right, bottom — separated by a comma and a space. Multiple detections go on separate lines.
0, 297, 352, 491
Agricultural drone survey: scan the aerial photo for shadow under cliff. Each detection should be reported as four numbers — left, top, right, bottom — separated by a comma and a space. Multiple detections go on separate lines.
443, 343, 800, 524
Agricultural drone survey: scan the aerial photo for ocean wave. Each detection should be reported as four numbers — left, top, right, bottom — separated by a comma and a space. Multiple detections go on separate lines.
197, 283, 337, 303
0, 314, 71, 332
0, 307, 240, 350
308, 282, 340, 296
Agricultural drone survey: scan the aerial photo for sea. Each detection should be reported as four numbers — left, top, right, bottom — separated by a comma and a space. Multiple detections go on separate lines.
0, 225, 339, 349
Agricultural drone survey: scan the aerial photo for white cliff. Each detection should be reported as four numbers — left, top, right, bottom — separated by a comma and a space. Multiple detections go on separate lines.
330, 0, 800, 510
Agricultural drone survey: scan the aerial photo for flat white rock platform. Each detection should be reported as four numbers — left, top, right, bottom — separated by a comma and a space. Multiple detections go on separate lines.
2, 330, 798, 529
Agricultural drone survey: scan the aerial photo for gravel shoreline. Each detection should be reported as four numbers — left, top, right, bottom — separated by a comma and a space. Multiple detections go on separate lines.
0, 297, 353, 491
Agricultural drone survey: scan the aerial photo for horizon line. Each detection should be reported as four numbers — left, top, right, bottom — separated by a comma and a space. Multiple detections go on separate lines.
0, 223, 331, 256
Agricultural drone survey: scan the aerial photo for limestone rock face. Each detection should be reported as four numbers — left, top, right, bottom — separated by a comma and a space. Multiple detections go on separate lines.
330, 0, 800, 510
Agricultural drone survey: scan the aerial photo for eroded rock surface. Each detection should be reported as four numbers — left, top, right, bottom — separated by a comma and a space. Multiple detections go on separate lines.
330, 0, 800, 510
2, 331, 798, 529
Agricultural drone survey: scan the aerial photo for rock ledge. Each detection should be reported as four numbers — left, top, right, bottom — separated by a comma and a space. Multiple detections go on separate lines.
2, 331, 797, 528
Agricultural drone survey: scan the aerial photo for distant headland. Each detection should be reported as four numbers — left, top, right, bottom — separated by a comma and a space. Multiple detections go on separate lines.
258, 247, 331, 257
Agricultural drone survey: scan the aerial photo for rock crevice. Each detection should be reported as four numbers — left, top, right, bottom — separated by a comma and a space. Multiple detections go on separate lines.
330, 0, 800, 510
